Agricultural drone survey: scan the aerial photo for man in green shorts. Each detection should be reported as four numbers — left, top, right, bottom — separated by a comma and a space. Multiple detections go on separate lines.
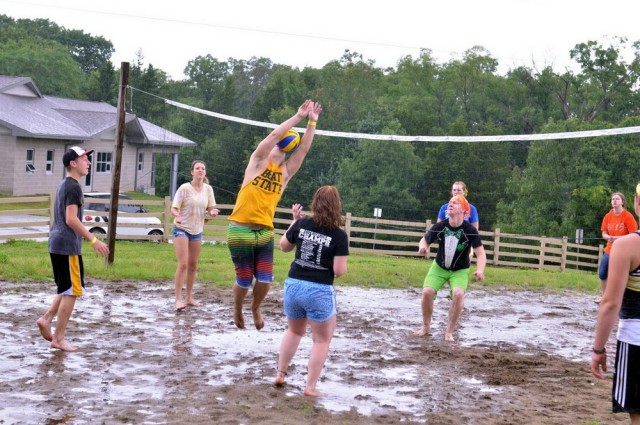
413, 195, 486, 342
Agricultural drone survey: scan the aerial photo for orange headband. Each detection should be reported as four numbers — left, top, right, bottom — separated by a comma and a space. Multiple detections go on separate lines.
451, 195, 471, 218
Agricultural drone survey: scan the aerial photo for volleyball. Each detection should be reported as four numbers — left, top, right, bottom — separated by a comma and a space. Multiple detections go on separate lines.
277, 129, 300, 152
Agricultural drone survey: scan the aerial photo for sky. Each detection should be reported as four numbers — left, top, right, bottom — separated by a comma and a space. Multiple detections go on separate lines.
2, 0, 640, 81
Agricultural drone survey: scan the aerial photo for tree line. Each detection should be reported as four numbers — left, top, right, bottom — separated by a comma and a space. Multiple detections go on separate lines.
2, 15, 640, 246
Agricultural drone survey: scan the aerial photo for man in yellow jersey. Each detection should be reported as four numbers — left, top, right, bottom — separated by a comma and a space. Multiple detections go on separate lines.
228, 99, 322, 329
36, 146, 109, 351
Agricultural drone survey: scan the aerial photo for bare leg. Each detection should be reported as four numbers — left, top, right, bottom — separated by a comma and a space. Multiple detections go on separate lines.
630, 412, 640, 424
37, 294, 62, 341
413, 287, 435, 336
305, 316, 337, 397
173, 237, 188, 311
251, 281, 271, 330
445, 287, 465, 342
51, 295, 78, 352
233, 284, 249, 329
275, 318, 307, 386
185, 240, 202, 307
596, 279, 606, 303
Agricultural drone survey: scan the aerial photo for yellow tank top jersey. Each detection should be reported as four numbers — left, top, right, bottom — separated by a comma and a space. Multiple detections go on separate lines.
228, 162, 285, 229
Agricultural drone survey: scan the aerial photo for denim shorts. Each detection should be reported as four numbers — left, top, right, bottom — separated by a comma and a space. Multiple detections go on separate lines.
283, 278, 336, 322
598, 253, 610, 281
173, 226, 203, 241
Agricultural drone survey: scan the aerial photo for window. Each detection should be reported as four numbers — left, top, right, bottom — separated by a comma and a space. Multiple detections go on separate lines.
138, 153, 144, 172
95, 152, 112, 173
46, 150, 54, 174
26, 149, 35, 173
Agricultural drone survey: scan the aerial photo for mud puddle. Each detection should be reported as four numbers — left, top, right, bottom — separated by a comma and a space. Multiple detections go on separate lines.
0, 281, 623, 424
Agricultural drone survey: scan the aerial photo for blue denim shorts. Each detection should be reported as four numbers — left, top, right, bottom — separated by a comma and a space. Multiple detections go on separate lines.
173, 226, 203, 241
283, 278, 336, 322
598, 253, 610, 281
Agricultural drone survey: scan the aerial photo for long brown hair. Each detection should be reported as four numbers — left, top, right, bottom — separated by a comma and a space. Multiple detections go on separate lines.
311, 186, 343, 228
191, 160, 209, 185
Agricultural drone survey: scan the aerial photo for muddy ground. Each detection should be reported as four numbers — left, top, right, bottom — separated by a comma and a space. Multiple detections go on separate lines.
0, 280, 626, 424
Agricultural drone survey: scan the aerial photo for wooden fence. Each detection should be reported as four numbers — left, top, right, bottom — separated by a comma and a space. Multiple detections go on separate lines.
0, 195, 603, 272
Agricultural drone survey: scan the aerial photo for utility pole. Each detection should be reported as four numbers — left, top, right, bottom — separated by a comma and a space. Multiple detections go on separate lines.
106, 62, 129, 265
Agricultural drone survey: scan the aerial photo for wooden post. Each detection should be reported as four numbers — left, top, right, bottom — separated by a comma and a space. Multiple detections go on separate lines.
598, 244, 604, 268
106, 62, 129, 265
344, 212, 352, 247
561, 236, 568, 271
539, 239, 545, 270
164, 196, 172, 243
493, 227, 501, 266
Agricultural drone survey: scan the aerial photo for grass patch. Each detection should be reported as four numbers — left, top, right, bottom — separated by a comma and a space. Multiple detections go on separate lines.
0, 239, 600, 294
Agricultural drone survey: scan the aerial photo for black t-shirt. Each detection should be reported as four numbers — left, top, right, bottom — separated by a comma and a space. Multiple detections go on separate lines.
426, 220, 482, 271
285, 217, 349, 285
49, 177, 84, 255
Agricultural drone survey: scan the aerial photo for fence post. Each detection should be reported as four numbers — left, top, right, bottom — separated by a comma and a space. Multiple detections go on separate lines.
561, 236, 568, 271
163, 196, 172, 243
344, 212, 352, 247
539, 239, 545, 270
598, 244, 604, 268
493, 227, 501, 266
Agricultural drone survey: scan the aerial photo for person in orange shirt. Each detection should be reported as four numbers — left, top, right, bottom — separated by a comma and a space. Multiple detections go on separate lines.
598, 192, 638, 303
591, 183, 640, 421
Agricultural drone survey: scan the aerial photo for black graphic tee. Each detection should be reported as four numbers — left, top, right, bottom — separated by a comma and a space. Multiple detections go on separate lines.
285, 217, 349, 285
425, 220, 482, 271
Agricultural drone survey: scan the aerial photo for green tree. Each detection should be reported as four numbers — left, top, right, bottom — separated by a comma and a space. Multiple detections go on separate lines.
569, 38, 638, 122
0, 38, 85, 98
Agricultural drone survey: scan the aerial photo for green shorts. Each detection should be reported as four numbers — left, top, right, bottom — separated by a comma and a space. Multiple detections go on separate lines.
423, 262, 469, 298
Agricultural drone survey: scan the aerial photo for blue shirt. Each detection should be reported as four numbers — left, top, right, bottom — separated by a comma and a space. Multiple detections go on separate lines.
437, 202, 479, 225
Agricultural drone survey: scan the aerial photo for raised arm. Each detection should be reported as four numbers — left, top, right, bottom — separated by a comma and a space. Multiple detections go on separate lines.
283, 101, 323, 181
249, 100, 311, 167
280, 203, 305, 252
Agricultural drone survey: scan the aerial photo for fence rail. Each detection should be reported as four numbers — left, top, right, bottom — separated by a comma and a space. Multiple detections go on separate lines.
0, 195, 603, 272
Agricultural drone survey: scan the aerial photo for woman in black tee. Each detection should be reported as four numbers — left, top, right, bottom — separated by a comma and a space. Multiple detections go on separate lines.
274, 186, 349, 396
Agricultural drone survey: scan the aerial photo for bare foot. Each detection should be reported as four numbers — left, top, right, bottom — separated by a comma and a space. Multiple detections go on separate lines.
304, 388, 324, 397
36, 317, 52, 341
251, 307, 264, 330
51, 339, 78, 352
594, 297, 602, 304
234, 305, 245, 329
444, 332, 456, 342
413, 325, 430, 337
175, 301, 186, 311
186, 299, 200, 307
274, 370, 286, 387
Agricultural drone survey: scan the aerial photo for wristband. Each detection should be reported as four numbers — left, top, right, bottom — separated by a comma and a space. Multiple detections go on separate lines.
90, 236, 97, 246
308, 121, 317, 126
592, 347, 606, 355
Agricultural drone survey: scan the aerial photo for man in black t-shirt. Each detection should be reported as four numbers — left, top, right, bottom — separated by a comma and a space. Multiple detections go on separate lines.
413, 195, 486, 342
36, 146, 109, 352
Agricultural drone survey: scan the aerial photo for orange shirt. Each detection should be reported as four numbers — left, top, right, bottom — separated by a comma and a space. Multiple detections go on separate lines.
601, 209, 638, 254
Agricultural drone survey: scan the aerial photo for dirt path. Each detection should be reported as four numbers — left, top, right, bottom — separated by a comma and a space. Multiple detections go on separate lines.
0, 280, 625, 424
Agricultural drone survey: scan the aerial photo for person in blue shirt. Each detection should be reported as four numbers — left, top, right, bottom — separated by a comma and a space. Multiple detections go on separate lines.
437, 181, 479, 230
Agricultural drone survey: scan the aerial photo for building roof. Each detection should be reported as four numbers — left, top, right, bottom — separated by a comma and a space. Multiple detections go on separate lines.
0, 75, 195, 147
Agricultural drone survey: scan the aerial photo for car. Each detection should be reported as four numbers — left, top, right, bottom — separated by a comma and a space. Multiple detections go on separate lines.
83, 193, 164, 239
